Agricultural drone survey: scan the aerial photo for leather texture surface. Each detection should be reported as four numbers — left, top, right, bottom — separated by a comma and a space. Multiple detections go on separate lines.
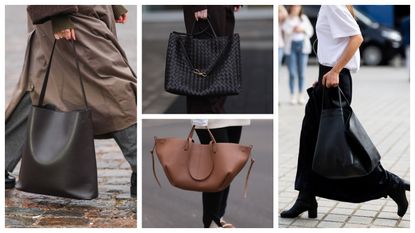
17, 107, 97, 199
152, 126, 252, 192
313, 87, 380, 179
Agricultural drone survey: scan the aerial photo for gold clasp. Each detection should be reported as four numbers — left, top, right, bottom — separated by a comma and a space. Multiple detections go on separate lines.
192, 69, 207, 78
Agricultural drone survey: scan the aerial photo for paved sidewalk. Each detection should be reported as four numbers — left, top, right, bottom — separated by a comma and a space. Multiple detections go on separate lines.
278, 65, 410, 228
5, 6, 137, 228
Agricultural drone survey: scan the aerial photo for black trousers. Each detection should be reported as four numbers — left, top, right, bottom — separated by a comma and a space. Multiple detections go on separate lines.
294, 64, 389, 203
196, 126, 242, 227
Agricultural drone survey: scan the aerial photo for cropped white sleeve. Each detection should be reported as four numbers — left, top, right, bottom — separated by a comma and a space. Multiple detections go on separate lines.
326, 5, 361, 38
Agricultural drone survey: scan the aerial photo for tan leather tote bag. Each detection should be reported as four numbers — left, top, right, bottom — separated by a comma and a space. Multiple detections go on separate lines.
150, 126, 254, 196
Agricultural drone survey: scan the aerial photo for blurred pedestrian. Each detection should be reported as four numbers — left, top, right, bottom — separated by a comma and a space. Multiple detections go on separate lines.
278, 5, 288, 66
401, 15, 410, 80
280, 5, 410, 219
5, 5, 137, 197
278, 5, 288, 106
282, 5, 313, 105
183, 5, 241, 113
192, 119, 251, 228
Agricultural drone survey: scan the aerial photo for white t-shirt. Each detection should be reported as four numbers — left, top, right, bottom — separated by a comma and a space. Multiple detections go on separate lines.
316, 5, 361, 72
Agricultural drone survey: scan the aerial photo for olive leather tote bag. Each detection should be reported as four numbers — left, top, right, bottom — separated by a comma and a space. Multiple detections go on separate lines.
150, 126, 254, 196
164, 18, 241, 96
312, 87, 381, 179
16, 40, 98, 199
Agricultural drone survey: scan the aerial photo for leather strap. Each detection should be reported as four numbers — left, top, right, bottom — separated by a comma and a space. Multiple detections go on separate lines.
243, 145, 255, 198
185, 125, 217, 150
190, 17, 218, 38
188, 125, 216, 143
321, 87, 346, 116
38, 40, 57, 106
71, 40, 89, 108
150, 137, 161, 187
38, 40, 88, 109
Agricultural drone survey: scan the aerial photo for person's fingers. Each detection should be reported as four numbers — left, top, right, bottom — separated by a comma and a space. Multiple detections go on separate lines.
63, 29, 70, 40
71, 29, 76, 41
195, 10, 207, 21
54, 33, 60, 40
57, 31, 64, 40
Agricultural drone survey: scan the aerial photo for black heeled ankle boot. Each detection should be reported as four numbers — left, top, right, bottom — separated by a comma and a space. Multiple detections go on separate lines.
387, 172, 410, 217
280, 192, 317, 218
131, 172, 137, 197
5, 170, 16, 189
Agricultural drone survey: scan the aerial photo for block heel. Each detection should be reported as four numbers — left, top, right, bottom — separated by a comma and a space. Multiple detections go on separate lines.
308, 208, 317, 218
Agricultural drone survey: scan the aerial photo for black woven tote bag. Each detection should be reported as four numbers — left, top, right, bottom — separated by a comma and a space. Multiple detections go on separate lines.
165, 19, 241, 96
16, 40, 98, 199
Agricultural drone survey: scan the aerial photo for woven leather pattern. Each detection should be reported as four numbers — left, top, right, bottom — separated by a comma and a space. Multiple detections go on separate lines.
165, 32, 241, 96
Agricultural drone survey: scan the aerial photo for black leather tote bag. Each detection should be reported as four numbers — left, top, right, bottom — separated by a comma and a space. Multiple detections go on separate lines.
16, 40, 98, 199
165, 18, 241, 96
312, 87, 380, 179
344, 90, 381, 175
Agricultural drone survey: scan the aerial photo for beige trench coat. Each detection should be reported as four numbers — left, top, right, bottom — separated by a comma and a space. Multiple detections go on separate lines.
5, 6, 137, 136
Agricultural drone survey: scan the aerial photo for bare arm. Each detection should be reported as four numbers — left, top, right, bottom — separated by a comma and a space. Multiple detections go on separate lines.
323, 34, 363, 88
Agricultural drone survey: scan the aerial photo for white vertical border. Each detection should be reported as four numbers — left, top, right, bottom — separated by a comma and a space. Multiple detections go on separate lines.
273, 3, 279, 229
1, 2, 6, 230
137, 3, 143, 229
409, 2, 414, 230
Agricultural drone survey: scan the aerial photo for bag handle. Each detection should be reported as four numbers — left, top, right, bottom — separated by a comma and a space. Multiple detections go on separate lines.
38, 39, 88, 109
184, 125, 217, 152
190, 17, 218, 38
321, 87, 348, 117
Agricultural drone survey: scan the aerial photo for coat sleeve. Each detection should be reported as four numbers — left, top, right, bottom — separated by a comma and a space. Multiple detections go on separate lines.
112, 5, 128, 20
189, 5, 208, 13
27, 5, 78, 24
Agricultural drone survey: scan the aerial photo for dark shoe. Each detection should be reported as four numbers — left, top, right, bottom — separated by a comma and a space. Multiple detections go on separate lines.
387, 173, 410, 217
130, 172, 137, 197
280, 193, 317, 218
5, 170, 16, 189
